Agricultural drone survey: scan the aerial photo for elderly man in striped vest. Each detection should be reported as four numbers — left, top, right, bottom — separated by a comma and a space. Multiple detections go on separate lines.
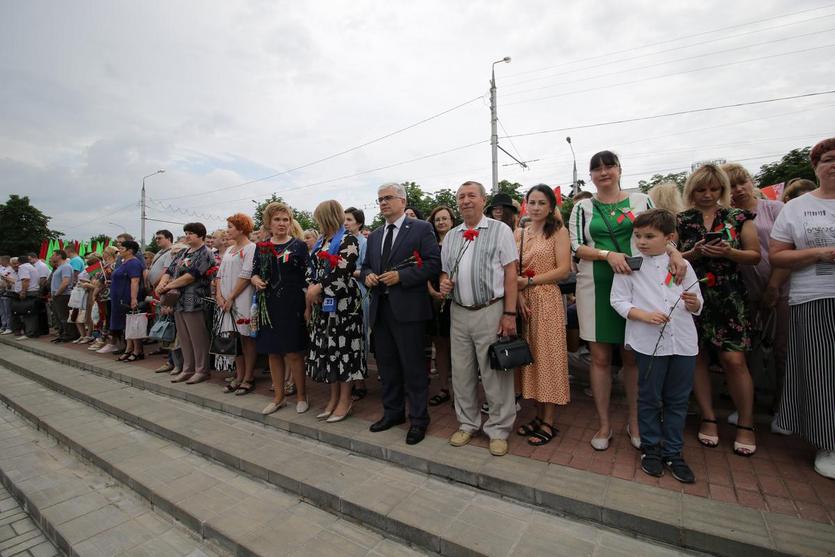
439, 181, 519, 457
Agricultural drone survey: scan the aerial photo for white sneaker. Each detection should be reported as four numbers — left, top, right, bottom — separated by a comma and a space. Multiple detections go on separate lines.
771, 414, 792, 436
15, 335, 28, 340
727, 411, 739, 425
97, 344, 118, 354
1, 329, 13, 335
814, 450, 835, 479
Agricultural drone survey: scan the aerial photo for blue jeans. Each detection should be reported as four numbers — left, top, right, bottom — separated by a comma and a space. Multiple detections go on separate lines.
634, 352, 695, 457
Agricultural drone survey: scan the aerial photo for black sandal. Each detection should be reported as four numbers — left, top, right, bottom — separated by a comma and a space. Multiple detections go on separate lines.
223, 380, 241, 393
516, 417, 543, 437
528, 423, 557, 447
235, 381, 256, 396
116, 353, 131, 362
351, 387, 368, 402
429, 389, 451, 406
125, 353, 144, 362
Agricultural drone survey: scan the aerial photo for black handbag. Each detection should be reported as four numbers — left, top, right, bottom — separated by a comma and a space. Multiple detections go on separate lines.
210, 306, 241, 357
11, 297, 35, 316
488, 336, 534, 371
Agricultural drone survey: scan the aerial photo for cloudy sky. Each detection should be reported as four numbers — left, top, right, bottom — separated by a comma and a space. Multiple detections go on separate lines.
1, 0, 833, 240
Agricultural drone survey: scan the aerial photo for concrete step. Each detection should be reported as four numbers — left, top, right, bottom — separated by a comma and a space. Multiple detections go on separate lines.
2, 339, 834, 557
0, 351, 705, 557
0, 403, 221, 557
0, 368, 431, 557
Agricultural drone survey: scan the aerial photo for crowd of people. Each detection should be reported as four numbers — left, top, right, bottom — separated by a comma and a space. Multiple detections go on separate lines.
1, 137, 833, 484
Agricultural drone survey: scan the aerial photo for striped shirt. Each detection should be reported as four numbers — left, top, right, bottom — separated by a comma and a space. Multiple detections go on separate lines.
441, 216, 517, 306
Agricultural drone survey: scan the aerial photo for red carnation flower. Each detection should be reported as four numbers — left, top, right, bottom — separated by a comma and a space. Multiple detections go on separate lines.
705, 272, 717, 288
523, 268, 535, 278
412, 250, 424, 269
205, 265, 219, 277
317, 251, 330, 260
463, 229, 479, 241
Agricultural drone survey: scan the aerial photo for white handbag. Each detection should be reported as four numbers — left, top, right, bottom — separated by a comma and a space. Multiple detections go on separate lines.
125, 312, 149, 340
67, 286, 86, 309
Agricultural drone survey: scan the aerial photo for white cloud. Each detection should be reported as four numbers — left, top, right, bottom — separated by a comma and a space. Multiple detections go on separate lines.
0, 0, 832, 241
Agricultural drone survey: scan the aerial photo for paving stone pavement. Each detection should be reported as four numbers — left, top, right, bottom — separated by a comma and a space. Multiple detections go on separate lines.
0, 483, 59, 557
0, 360, 707, 557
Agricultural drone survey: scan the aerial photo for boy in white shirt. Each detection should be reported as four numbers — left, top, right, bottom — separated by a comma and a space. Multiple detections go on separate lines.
611, 209, 703, 483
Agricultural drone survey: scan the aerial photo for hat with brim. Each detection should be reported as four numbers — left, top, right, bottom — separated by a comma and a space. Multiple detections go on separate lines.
485, 192, 518, 215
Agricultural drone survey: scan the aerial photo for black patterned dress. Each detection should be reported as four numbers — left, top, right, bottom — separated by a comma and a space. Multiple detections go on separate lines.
306, 233, 367, 383
677, 207, 754, 352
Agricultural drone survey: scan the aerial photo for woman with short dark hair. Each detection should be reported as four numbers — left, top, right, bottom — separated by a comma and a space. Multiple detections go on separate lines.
110, 240, 145, 361
156, 222, 215, 384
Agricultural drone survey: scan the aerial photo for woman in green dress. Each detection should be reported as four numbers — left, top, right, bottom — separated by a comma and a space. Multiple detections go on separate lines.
569, 150, 687, 451
678, 164, 761, 456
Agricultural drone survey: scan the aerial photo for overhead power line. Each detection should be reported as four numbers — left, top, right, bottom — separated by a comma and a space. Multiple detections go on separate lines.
502, 90, 835, 139
504, 27, 835, 97
154, 95, 484, 202
504, 43, 835, 107
503, 3, 835, 80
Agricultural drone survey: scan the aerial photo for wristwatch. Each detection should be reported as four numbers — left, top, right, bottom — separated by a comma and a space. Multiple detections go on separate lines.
598, 249, 610, 260
527, 277, 534, 287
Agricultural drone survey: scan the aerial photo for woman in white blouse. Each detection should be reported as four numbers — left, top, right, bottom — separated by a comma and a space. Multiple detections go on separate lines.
216, 213, 257, 395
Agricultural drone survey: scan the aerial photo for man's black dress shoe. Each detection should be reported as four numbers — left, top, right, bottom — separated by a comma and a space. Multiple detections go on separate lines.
406, 425, 426, 445
369, 416, 406, 433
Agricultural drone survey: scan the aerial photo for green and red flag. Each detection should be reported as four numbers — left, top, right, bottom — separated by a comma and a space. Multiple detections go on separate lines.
85, 260, 103, 278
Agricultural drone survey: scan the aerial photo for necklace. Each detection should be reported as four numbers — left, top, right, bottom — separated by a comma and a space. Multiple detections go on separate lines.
595, 193, 624, 216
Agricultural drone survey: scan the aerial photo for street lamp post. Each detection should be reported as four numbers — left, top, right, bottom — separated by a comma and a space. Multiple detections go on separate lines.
140, 169, 165, 249
490, 56, 511, 195
566, 137, 578, 196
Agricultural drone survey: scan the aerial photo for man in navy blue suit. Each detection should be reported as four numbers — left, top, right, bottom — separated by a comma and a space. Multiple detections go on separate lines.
360, 182, 441, 445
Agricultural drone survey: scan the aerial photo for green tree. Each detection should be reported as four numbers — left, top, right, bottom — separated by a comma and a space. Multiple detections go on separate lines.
0, 195, 62, 255
637, 172, 687, 194
253, 194, 317, 232
495, 180, 524, 202
754, 147, 815, 187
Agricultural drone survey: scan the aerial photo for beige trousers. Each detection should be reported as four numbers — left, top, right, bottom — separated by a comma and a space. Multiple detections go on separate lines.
450, 301, 516, 440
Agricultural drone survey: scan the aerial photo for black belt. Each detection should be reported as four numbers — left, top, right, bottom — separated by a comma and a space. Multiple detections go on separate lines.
453, 297, 503, 311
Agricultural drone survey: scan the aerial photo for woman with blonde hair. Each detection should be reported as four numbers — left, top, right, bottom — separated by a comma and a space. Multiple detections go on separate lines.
252, 202, 310, 414
306, 199, 366, 422
677, 164, 761, 456
648, 182, 684, 214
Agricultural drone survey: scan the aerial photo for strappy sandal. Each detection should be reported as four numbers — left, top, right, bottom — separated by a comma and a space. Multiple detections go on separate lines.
733, 424, 757, 457
235, 381, 256, 396
516, 417, 543, 437
223, 380, 241, 393
351, 386, 368, 402
528, 423, 557, 447
116, 353, 131, 362
284, 382, 297, 396
698, 418, 719, 448
429, 389, 451, 406
125, 353, 144, 362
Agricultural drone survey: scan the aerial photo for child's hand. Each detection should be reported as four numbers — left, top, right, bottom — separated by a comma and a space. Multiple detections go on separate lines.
642, 311, 670, 325
682, 291, 700, 313
628, 308, 669, 324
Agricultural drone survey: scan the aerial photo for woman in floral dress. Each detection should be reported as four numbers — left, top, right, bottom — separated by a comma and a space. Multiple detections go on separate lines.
678, 164, 761, 456
306, 200, 366, 422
